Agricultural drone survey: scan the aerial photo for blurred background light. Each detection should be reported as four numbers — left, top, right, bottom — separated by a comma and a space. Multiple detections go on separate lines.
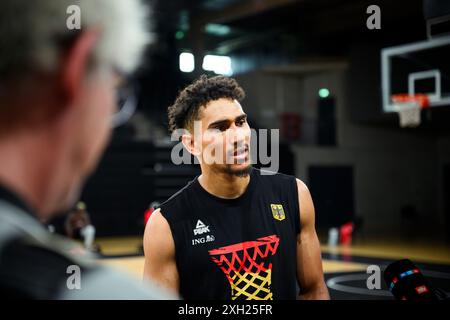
179, 52, 195, 73
202, 54, 233, 75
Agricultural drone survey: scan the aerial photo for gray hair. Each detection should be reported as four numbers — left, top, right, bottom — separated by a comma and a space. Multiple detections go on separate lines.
0, 0, 153, 79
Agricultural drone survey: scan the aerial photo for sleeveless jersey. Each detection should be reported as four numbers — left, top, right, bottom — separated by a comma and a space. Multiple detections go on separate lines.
160, 167, 300, 300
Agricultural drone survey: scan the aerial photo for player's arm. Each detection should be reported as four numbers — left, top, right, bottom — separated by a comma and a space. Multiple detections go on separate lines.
295, 179, 330, 300
143, 208, 180, 295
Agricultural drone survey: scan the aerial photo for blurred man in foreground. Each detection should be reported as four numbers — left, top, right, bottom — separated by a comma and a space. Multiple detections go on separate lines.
0, 0, 174, 299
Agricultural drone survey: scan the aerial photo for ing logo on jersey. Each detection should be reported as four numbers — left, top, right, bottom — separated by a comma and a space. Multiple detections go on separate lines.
270, 204, 285, 221
209, 235, 280, 300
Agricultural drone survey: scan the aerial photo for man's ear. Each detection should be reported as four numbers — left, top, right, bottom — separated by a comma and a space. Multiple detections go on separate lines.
181, 133, 201, 156
60, 29, 99, 100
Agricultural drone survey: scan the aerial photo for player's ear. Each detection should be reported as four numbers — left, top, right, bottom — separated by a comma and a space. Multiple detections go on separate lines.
59, 29, 99, 102
182, 133, 201, 156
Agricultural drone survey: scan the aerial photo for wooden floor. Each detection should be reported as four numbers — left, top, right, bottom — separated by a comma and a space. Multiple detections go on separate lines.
321, 242, 450, 265
99, 256, 371, 279
96, 237, 143, 256
95, 236, 450, 280
100, 256, 145, 279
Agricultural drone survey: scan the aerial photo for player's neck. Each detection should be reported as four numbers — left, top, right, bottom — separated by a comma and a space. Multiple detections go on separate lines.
198, 169, 250, 200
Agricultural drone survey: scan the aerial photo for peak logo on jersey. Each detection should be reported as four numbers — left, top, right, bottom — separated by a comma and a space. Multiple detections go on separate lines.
270, 204, 285, 221
194, 220, 210, 235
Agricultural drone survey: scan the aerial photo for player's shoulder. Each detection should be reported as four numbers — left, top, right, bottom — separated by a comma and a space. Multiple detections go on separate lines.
157, 176, 198, 221
253, 167, 308, 198
161, 177, 198, 204
254, 167, 298, 185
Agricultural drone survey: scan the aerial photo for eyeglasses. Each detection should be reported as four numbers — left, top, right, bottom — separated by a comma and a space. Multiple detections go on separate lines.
111, 81, 138, 128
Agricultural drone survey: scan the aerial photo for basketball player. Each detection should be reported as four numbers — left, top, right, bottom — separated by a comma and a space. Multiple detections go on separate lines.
143, 75, 330, 300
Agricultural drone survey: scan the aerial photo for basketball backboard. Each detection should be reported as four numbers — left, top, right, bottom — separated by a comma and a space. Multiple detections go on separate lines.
381, 36, 450, 115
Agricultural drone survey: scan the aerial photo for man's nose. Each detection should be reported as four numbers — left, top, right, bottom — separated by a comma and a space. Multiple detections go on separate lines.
226, 124, 248, 145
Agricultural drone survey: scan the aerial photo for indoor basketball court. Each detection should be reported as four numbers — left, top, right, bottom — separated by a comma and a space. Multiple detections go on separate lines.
1, 0, 450, 303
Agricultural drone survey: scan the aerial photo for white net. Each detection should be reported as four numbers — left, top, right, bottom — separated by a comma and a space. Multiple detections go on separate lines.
392, 101, 422, 128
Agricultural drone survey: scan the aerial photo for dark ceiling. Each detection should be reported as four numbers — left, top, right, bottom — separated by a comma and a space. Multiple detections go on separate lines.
152, 0, 427, 58
140, 0, 450, 132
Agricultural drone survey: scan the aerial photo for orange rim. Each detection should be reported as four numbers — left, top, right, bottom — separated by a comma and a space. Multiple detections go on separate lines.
391, 94, 430, 108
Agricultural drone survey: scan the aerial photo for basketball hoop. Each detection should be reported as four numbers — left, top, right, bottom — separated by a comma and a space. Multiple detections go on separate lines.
209, 235, 280, 300
391, 94, 429, 128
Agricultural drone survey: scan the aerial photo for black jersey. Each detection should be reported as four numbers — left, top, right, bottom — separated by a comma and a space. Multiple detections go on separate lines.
159, 167, 300, 300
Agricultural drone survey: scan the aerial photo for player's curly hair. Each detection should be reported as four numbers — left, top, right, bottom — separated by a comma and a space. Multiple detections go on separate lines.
167, 75, 245, 133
